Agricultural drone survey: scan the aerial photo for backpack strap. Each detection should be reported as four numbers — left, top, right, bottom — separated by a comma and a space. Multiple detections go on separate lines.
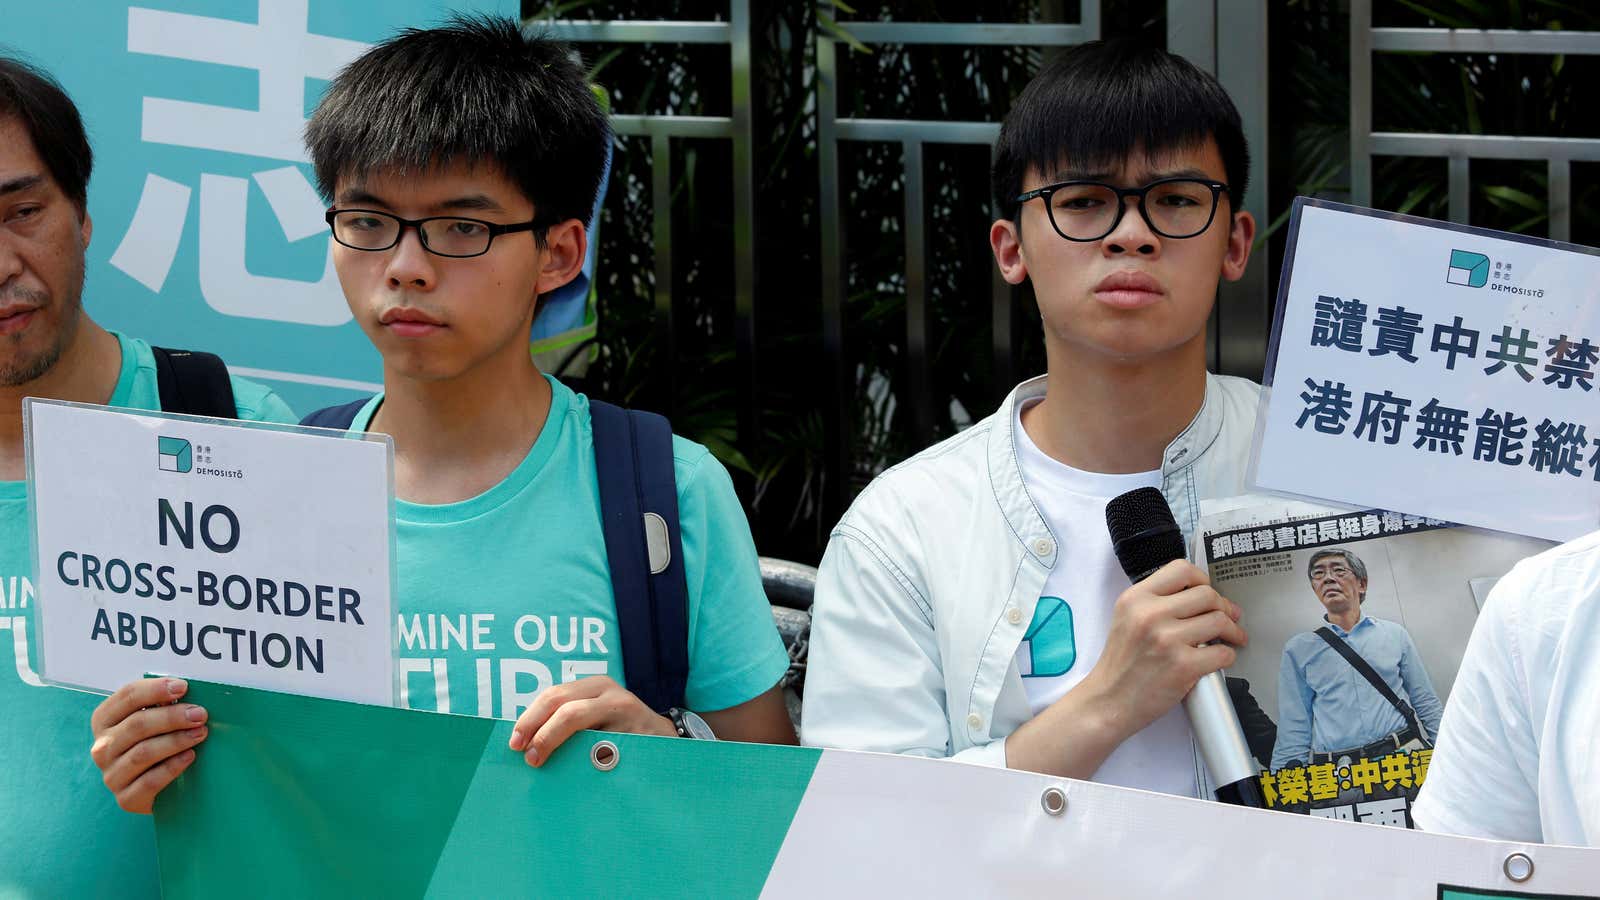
589, 399, 689, 713
300, 399, 373, 431
1314, 625, 1429, 743
151, 347, 237, 419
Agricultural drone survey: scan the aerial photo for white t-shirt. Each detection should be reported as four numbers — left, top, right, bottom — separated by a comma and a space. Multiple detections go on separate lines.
1412, 530, 1600, 847
1011, 401, 1200, 798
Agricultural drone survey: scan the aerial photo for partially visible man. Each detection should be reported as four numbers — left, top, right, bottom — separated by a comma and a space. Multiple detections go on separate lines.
0, 56, 294, 898
1413, 534, 1600, 846
1270, 548, 1441, 771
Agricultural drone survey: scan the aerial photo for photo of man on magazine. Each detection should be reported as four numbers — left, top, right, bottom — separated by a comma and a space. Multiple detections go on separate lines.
1200, 502, 1548, 828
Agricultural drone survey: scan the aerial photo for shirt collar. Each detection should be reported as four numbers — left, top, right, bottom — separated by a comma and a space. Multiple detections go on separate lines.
1160, 371, 1227, 476
1323, 614, 1372, 637
987, 372, 1224, 558
989, 375, 1056, 566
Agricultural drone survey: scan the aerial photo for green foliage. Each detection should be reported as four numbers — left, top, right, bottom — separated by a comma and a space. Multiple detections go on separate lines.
523, 0, 1093, 561
1275, 0, 1600, 241
529, 0, 1598, 563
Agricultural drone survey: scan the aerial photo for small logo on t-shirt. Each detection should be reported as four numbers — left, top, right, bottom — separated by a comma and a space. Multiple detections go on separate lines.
1019, 596, 1076, 678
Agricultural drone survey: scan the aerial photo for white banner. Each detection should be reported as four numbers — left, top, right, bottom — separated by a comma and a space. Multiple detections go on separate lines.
764, 747, 1600, 897
1251, 199, 1600, 542
26, 400, 395, 704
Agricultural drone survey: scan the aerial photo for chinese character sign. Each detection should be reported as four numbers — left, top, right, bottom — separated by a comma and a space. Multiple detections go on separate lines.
10, 0, 514, 414
1252, 199, 1600, 542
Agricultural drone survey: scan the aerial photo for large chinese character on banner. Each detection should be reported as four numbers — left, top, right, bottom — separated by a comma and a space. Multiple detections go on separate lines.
12, 0, 515, 413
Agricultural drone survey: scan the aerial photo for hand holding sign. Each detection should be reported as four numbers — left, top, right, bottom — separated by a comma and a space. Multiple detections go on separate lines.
508, 675, 676, 766
89, 677, 207, 814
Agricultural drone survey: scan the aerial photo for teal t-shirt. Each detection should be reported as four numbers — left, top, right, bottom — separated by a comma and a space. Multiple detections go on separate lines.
0, 331, 294, 899
352, 376, 789, 721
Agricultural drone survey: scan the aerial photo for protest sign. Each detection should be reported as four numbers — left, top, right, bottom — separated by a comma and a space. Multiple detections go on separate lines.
1251, 198, 1600, 542
26, 400, 395, 704
153, 679, 1600, 898
1198, 496, 1550, 827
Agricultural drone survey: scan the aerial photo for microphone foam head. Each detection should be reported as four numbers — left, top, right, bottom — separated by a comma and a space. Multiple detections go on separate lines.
1104, 487, 1185, 582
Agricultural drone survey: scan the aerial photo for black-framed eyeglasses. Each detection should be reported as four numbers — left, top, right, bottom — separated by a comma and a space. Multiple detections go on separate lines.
1014, 178, 1231, 242
324, 208, 543, 258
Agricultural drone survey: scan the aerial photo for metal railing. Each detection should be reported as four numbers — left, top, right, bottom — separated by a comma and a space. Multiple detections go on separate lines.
1167, 0, 1270, 380
815, 10, 1100, 520
540, 5, 759, 441
1350, 2, 1600, 238
539, 4, 1284, 534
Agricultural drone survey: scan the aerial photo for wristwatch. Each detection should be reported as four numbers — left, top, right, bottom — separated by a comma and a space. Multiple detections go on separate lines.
666, 707, 717, 740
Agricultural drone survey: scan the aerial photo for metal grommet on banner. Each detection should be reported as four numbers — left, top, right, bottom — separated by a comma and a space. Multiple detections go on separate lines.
1502, 852, 1534, 883
591, 740, 620, 772
1040, 786, 1067, 817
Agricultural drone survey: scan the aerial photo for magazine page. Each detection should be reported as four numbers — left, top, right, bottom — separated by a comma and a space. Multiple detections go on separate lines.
1199, 498, 1551, 827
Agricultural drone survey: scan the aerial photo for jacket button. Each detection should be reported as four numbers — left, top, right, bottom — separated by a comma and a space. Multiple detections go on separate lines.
1033, 538, 1054, 557
1007, 607, 1023, 625
966, 713, 983, 730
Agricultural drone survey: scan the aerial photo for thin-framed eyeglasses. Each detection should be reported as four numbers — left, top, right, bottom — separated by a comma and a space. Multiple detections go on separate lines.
1014, 177, 1231, 243
324, 208, 543, 259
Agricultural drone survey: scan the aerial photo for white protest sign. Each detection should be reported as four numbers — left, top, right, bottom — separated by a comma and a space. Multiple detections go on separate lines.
1252, 199, 1600, 542
25, 400, 395, 704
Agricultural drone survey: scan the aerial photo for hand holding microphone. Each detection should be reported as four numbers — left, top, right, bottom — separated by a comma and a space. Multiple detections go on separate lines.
1099, 487, 1262, 806
1079, 559, 1244, 729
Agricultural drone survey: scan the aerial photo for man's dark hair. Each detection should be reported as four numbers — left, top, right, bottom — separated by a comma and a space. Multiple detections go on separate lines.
991, 40, 1249, 223
0, 54, 93, 214
305, 15, 610, 237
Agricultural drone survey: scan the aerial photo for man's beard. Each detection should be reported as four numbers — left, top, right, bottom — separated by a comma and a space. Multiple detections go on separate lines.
0, 280, 82, 388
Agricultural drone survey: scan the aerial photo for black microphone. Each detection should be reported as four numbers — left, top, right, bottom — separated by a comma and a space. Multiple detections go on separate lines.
1105, 487, 1264, 808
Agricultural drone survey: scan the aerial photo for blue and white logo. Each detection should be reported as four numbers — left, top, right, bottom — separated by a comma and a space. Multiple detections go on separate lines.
1446, 249, 1490, 288
1018, 596, 1077, 679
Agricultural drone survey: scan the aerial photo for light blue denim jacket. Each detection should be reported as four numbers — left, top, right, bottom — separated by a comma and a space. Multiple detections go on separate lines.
801, 372, 1263, 774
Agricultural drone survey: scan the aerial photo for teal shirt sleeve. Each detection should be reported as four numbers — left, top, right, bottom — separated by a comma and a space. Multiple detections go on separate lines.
226, 376, 298, 425
673, 438, 789, 712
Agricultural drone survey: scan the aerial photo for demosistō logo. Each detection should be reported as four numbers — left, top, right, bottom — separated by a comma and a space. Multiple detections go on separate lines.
157, 436, 191, 473
1446, 249, 1490, 288
157, 435, 243, 479
1447, 248, 1538, 296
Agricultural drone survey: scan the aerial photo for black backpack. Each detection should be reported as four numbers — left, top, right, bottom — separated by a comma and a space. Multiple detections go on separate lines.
150, 347, 237, 419
299, 396, 692, 713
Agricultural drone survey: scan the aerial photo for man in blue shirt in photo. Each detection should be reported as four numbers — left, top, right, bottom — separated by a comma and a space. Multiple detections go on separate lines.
1271, 548, 1443, 770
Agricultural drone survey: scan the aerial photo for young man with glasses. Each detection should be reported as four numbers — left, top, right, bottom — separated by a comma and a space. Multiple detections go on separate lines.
803, 41, 1260, 797
89, 16, 795, 817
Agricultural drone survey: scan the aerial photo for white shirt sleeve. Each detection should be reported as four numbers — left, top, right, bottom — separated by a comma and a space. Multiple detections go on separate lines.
1411, 562, 1544, 842
800, 525, 1007, 767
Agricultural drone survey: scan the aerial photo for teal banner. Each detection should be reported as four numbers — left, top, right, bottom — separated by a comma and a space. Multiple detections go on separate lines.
153, 680, 822, 897
152, 682, 1600, 898
6, 0, 515, 414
